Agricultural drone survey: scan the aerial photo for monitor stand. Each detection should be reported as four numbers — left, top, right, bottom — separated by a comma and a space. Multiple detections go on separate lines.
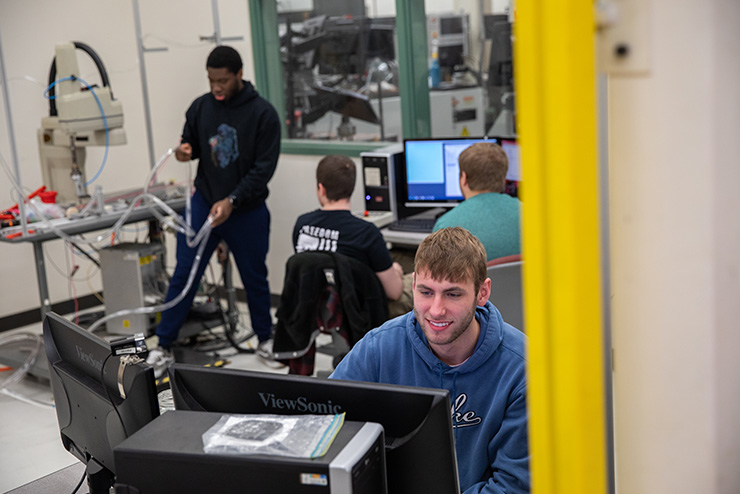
85, 458, 115, 494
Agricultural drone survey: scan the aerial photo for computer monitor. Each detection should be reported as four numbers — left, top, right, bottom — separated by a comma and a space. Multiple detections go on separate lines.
169, 364, 460, 494
402, 137, 521, 208
499, 137, 520, 182
402, 136, 499, 208
43, 312, 159, 493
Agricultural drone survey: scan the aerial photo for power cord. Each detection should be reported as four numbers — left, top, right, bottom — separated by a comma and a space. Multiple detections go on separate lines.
70, 467, 86, 494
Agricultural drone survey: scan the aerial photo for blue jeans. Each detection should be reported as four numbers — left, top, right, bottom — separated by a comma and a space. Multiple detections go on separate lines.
155, 190, 272, 349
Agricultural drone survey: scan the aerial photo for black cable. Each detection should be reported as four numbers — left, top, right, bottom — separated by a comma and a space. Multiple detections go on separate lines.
100, 353, 128, 437
70, 240, 101, 268
215, 256, 255, 354
70, 467, 86, 494
48, 41, 112, 117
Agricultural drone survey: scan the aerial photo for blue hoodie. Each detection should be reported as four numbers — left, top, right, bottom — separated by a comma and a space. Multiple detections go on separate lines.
330, 301, 529, 494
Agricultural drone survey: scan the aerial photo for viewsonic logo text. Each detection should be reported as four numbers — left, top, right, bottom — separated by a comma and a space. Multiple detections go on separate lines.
258, 392, 343, 414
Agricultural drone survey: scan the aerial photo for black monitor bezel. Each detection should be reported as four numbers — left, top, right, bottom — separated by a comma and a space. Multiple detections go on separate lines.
168, 363, 460, 494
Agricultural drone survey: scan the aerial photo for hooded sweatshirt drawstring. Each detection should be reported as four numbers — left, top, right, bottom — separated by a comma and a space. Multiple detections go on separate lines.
450, 371, 459, 444
438, 364, 460, 444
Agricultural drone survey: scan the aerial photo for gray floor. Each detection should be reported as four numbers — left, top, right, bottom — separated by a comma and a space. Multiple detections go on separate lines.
0, 305, 335, 493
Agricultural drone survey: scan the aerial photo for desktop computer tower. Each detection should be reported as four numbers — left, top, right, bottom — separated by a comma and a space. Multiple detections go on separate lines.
114, 411, 387, 494
358, 144, 411, 226
100, 242, 165, 335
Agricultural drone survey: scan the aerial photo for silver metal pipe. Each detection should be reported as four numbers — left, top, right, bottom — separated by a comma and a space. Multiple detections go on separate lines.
211, 0, 222, 45
132, 0, 157, 170
200, 0, 242, 45
0, 27, 28, 236
598, 72, 616, 494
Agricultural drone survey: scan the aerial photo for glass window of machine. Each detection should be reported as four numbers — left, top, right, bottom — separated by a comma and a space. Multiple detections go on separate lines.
424, 0, 516, 139
249, 1, 516, 153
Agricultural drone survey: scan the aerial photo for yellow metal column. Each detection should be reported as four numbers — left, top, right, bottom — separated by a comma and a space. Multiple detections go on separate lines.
514, 1, 608, 493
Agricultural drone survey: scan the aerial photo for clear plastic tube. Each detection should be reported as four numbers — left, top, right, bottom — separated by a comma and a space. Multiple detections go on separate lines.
87, 216, 213, 333
2, 145, 215, 336
144, 148, 174, 194
0, 388, 54, 409
184, 155, 202, 248
0, 332, 42, 390
1, 148, 197, 245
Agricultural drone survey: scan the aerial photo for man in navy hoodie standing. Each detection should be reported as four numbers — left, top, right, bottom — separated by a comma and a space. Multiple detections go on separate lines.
146, 46, 281, 377
331, 227, 529, 493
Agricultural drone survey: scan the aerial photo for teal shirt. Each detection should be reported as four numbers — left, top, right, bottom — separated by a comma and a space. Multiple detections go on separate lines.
433, 192, 521, 261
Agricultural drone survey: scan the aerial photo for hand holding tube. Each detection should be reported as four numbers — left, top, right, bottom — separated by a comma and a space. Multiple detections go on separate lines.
208, 198, 233, 227
175, 142, 192, 162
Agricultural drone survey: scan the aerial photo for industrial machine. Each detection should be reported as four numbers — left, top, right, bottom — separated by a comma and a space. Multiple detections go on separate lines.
280, 14, 396, 141
427, 12, 470, 82
38, 42, 126, 203
100, 242, 166, 335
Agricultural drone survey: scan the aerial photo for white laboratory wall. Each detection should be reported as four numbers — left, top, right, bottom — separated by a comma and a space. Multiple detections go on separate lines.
0, 0, 359, 320
608, 0, 740, 492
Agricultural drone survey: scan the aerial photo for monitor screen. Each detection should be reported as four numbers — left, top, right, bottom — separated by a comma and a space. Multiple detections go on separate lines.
403, 137, 520, 208
43, 312, 159, 492
168, 364, 460, 494
403, 137, 501, 208
499, 137, 520, 182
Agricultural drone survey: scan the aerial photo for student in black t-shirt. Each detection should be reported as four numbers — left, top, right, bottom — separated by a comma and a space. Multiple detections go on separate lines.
292, 155, 410, 310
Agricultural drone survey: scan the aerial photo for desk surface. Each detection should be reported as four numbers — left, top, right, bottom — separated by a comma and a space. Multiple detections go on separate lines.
381, 227, 429, 247
380, 208, 445, 247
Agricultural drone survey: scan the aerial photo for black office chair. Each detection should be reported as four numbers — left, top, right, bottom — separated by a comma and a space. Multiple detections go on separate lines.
487, 254, 524, 332
272, 251, 389, 375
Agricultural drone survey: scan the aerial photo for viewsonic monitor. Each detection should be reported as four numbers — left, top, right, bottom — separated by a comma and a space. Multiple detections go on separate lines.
43, 312, 159, 493
168, 364, 460, 494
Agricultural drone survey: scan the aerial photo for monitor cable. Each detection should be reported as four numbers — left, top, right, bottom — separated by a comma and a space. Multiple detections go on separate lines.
70, 467, 86, 494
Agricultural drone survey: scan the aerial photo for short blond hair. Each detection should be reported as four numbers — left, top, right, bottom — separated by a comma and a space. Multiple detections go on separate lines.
414, 227, 487, 292
458, 142, 508, 193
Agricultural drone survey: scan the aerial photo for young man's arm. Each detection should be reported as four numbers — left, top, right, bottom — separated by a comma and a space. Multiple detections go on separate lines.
376, 261, 404, 300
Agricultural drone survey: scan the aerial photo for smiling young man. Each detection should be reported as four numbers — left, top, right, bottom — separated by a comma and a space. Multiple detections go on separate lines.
330, 227, 529, 493
146, 46, 281, 377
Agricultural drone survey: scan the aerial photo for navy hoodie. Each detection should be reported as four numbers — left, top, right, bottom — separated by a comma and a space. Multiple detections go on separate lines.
182, 81, 280, 211
331, 301, 529, 494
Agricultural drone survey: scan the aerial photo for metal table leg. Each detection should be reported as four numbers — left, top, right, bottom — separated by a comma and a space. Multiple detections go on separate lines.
32, 241, 52, 319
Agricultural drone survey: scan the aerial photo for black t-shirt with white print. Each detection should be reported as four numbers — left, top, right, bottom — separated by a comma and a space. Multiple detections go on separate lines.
292, 210, 393, 273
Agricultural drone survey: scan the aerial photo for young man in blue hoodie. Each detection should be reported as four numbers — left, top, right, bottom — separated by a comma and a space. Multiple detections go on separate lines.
146, 46, 281, 377
331, 227, 529, 493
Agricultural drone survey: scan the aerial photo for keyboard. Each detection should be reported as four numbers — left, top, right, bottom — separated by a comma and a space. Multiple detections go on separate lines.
386, 217, 436, 233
